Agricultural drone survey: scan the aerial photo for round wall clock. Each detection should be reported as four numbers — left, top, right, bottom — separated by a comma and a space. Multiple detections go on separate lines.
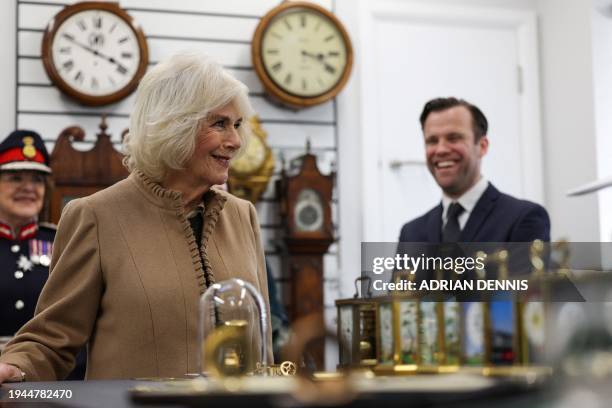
41, 1, 149, 106
251, 1, 353, 109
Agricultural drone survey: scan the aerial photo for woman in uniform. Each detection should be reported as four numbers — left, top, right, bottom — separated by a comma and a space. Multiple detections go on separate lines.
0, 130, 55, 343
0, 130, 85, 380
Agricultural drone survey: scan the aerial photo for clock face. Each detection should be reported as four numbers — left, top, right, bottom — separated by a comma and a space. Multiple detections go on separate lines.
42, 3, 148, 106
231, 134, 266, 175
294, 189, 324, 232
261, 8, 348, 98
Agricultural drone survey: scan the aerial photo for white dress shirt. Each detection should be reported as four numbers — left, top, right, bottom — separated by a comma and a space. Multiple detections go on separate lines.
441, 177, 489, 230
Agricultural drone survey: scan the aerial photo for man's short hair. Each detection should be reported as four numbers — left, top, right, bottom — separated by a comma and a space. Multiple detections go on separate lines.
419, 97, 488, 142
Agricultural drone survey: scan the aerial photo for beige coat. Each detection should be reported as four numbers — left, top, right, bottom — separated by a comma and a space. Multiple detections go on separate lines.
0, 171, 272, 380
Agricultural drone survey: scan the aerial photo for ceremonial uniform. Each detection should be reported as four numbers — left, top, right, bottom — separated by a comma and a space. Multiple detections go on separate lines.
0, 221, 55, 337
0, 129, 85, 379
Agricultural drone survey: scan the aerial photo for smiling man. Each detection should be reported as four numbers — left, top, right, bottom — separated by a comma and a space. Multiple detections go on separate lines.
399, 97, 550, 243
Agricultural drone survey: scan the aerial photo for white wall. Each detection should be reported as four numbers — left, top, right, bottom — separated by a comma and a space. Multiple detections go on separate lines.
537, 0, 600, 241
592, 5, 612, 243
0, 1, 16, 138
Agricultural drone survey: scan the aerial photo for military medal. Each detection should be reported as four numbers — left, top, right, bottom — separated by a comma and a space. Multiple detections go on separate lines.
17, 254, 33, 271
29, 239, 53, 266
30, 239, 40, 264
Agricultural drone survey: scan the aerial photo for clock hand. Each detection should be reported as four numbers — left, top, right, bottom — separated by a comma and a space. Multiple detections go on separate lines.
302, 50, 332, 61
301, 50, 325, 61
302, 51, 336, 72
62, 35, 129, 72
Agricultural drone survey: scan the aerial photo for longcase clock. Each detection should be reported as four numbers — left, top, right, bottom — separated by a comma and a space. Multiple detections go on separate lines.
277, 145, 334, 367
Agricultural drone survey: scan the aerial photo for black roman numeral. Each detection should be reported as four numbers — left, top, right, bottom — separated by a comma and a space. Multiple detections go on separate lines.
121, 52, 133, 59
302, 78, 307, 91
284, 73, 292, 85
328, 51, 340, 57
74, 70, 83, 83
300, 14, 306, 27
266, 49, 279, 55
59, 47, 71, 54
324, 35, 335, 42
109, 22, 117, 33
117, 65, 128, 75
118, 37, 129, 44
77, 20, 87, 31
284, 18, 293, 31
271, 62, 282, 72
62, 60, 74, 71
91, 77, 99, 90
62, 33, 75, 41
325, 64, 336, 74
271, 32, 282, 40
93, 15, 102, 29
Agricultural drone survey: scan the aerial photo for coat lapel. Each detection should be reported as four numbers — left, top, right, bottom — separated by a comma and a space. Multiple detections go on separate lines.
460, 183, 499, 242
427, 203, 443, 243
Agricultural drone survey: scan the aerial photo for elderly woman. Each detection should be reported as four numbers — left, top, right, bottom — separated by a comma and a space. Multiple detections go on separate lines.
0, 52, 271, 382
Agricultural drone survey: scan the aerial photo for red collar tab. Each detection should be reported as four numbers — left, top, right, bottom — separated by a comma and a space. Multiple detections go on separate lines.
0, 221, 38, 240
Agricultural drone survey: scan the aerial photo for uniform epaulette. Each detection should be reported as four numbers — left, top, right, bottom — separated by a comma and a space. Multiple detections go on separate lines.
38, 222, 57, 230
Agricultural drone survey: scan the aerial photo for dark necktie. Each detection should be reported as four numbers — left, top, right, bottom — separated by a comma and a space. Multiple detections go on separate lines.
442, 202, 464, 242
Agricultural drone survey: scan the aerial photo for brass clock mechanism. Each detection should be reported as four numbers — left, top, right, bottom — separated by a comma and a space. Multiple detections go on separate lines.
228, 116, 275, 204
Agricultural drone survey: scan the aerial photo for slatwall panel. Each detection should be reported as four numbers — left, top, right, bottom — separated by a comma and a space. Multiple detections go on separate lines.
15, 0, 341, 326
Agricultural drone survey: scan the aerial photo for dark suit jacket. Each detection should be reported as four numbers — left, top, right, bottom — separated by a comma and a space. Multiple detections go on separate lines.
399, 183, 550, 243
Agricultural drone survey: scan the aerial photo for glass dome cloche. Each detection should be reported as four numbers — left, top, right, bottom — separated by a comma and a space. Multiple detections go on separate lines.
198, 278, 270, 377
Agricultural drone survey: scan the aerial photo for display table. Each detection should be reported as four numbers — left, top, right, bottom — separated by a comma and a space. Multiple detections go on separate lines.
0, 372, 553, 408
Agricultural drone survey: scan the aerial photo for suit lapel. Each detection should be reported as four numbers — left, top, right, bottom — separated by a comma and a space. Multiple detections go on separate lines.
427, 203, 443, 243
460, 183, 499, 242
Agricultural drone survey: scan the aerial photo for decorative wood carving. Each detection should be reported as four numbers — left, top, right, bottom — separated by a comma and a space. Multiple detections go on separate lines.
49, 116, 129, 223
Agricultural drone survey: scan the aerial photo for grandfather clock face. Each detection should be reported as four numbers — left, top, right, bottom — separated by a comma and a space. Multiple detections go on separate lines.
294, 188, 324, 232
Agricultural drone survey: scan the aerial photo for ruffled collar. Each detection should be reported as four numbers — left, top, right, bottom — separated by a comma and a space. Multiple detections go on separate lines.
129, 170, 228, 293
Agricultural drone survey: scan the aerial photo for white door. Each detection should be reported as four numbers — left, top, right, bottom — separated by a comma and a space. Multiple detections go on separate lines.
354, 2, 543, 242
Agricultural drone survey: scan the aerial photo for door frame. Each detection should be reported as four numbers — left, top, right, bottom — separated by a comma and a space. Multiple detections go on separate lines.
335, 0, 543, 296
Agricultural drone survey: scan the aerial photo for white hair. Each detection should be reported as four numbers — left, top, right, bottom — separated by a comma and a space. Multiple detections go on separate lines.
123, 51, 254, 181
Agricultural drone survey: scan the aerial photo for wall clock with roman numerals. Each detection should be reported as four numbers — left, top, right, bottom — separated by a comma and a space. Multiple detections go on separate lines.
252, 1, 353, 109
41, 2, 148, 106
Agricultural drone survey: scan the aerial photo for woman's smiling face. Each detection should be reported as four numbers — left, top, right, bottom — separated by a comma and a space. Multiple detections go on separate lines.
0, 171, 46, 227
182, 102, 243, 189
